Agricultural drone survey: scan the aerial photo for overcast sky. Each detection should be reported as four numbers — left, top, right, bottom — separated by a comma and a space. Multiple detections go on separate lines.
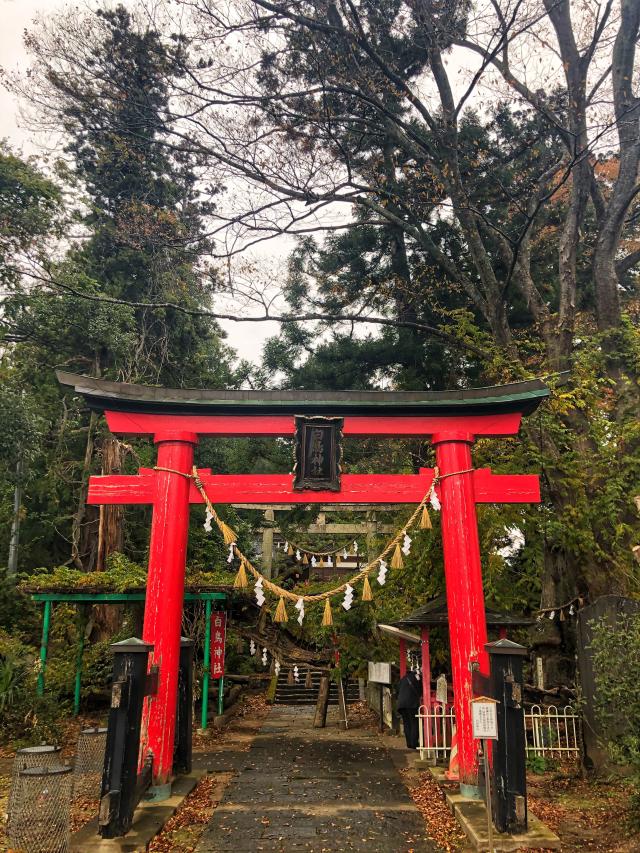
0, 0, 280, 366
0, 0, 47, 154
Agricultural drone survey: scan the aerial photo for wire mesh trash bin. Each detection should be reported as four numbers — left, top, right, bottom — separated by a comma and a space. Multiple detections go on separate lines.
8, 746, 63, 844
73, 727, 107, 800
8, 764, 73, 853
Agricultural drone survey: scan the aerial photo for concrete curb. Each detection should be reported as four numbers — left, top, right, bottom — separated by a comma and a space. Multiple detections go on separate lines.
388, 754, 562, 851
445, 791, 561, 851
70, 771, 205, 852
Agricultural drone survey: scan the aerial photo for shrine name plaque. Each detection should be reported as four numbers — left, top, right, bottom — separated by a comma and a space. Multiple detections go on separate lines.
293, 415, 343, 491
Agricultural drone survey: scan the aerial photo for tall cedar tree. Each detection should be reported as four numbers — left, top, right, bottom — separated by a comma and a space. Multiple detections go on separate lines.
4, 6, 235, 578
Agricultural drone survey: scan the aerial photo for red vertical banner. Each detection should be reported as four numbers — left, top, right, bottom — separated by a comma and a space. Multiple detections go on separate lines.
211, 611, 226, 679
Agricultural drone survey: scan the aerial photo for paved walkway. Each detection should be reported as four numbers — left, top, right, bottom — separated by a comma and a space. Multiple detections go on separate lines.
195, 705, 440, 852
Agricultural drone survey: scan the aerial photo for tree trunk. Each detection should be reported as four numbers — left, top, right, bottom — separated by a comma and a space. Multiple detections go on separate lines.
314, 674, 330, 728
554, 175, 587, 366
593, 231, 623, 333
92, 434, 127, 639
594, 0, 640, 333
96, 434, 124, 571
71, 410, 99, 570
7, 457, 23, 580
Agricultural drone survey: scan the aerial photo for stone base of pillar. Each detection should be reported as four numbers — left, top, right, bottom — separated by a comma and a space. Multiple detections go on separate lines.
460, 782, 482, 800
146, 781, 172, 802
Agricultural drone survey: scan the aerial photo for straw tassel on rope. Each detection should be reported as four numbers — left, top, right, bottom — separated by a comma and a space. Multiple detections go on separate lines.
391, 542, 404, 569
362, 575, 373, 601
192, 467, 237, 544
305, 668, 313, 689
218, 520, 237, 546
274, 596, 288, 623
233, 560, 249, 589
420, 505, 432, 529
322, 598, 333, 627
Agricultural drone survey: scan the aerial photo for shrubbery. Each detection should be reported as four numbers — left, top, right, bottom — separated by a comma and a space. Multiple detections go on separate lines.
0, 629, 65, 744
21, 552, 236, 593
590, 612, 640, 823
591, 613, 640, 770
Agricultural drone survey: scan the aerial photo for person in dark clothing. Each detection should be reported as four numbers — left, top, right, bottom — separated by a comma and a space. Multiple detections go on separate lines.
396, 671, 422, 749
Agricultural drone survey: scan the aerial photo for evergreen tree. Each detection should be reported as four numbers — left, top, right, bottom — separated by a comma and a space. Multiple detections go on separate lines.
1, 6, 237, 576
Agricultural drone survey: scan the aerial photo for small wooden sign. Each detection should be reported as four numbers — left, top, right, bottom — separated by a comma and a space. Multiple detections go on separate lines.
471, 696, 499, 740
436, 674, 448, 705
293, 416, 343, 491
368, 661, 392, 684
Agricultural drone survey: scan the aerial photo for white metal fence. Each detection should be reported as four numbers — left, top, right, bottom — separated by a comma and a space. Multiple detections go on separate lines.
417, 704, 455, 761
525, 705, 580, 758
415, 703, 580, 761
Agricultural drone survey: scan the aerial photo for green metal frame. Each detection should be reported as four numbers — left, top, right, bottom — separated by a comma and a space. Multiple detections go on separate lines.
31, 592, 228, 603
199, 600, 228, 728
36, 599, 52, 696
73, 605, 89, 715
217, 674, 225, 718
32, 590, 227, 718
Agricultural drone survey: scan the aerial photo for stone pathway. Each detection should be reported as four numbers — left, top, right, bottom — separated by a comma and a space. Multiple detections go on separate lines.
195, 705, 440, 852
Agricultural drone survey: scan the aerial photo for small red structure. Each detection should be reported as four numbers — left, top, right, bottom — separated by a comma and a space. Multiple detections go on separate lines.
58, 372, 548, 796
394, 596, 533, 748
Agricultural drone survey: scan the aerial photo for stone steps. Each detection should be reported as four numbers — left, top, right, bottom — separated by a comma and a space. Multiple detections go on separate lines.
274, 669, 360, 706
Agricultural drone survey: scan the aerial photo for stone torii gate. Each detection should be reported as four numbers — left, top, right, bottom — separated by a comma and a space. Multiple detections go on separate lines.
58, 372, 548, 799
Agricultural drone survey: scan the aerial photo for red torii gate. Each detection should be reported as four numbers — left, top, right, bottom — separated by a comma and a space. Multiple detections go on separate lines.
58, 372, 548, 799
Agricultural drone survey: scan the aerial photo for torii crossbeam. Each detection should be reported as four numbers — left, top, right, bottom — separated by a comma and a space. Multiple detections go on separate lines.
58, 372, 549, 799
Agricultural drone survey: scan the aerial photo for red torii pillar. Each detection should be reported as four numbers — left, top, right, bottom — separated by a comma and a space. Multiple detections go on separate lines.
398, 638, 407, 678
434, 432, 489, 794
83, 406, 542, 797
141, 432, 197, 794
421, 627, 431, 712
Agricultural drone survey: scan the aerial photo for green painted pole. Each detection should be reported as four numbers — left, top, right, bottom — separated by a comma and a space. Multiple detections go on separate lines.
73, 609, 87, 716
201, 599, 211, 730
37, 600, 52, 696
217, 675, 225, 716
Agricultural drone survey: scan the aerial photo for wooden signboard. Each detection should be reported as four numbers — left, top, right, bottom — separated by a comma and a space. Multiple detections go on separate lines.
368, 661, 392, 684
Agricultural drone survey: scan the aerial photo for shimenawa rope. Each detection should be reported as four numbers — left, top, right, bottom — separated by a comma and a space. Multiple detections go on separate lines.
191, 466, 441, 605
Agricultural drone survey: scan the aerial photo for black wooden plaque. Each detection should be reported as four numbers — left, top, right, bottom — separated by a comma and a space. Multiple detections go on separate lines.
293, 416, 343, 491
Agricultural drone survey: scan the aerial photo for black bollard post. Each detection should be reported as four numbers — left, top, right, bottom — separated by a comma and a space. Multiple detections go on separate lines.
485, 638, 528, 834
174, 637, 195, 775
99, 638, 153, 838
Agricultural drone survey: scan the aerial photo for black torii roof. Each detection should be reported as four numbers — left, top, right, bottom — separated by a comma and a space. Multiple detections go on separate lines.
56, 372, 550, 417
393, 595, 533, 629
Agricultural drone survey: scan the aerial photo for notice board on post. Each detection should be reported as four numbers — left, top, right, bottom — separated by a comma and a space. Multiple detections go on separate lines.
471, 696, 499, 740
368, 661, 392, 684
